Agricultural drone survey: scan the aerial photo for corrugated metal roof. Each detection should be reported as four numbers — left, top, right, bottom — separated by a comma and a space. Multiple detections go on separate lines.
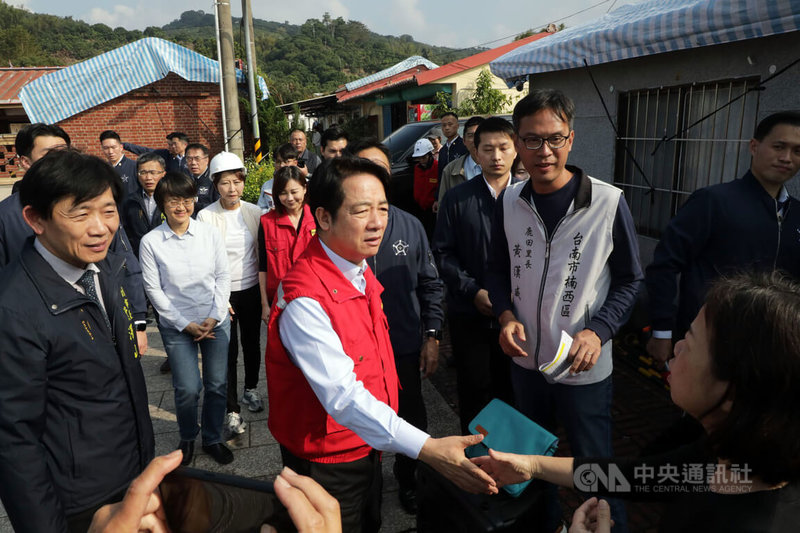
19, 37, 269, 124
337, 66, 429, 102
0, 67, 62, 105
490, 0, 800, 83
416, 33, 551, 86
344, 56, 438, 91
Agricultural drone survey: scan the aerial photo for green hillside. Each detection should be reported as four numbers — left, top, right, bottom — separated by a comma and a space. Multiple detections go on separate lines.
0, 2, 480, 104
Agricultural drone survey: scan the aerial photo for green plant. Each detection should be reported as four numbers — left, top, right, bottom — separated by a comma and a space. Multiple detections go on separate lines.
459, 69, 513, 115
431, 69, 513, 118
242, 157, 275, 204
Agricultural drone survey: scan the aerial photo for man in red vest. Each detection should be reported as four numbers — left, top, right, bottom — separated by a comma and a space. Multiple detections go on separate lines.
265, 157, 496, 533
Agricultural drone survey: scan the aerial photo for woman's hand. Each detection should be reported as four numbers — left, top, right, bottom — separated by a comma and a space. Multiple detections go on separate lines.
470, 448, 537, 487
261, 304, 271, 325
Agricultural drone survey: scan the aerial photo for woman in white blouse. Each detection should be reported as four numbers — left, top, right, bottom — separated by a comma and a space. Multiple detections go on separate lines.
197, 152, 264, 439
139, 172, 233, 466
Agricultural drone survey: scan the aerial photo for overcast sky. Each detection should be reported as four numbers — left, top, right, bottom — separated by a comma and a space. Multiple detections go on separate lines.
12, 0, 644, 49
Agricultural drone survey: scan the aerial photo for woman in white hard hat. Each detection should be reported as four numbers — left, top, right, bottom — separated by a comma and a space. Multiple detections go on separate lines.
197, 152, 265, 440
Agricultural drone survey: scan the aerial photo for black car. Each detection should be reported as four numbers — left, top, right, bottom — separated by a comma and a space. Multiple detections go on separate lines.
382, 115, 511, 212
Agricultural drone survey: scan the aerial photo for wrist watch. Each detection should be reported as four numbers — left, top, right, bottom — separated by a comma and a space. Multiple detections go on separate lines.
425, 329, 442, 341
135, 322, 147, 332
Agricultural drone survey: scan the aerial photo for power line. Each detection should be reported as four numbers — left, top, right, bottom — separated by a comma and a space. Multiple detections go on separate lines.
435, 0, 614, 61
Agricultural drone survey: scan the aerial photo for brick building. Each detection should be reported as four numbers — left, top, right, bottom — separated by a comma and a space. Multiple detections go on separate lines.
1, 37, 266, 198
58, 72, 223, 159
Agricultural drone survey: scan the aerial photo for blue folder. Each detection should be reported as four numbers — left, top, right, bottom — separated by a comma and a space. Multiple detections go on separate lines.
467, 399, 559, 497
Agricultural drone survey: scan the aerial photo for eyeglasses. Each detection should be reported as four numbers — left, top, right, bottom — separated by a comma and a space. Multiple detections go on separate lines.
521, 133, 570, 151
185, 155, 208, 163
137, 170, 165, 177
165, 198, 195, 209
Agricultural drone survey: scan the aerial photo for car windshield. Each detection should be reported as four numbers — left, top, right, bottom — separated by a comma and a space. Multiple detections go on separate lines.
384, 123, 436, 164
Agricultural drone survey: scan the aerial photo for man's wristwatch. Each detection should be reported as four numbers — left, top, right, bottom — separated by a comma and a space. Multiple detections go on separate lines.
425, 329, 442, 341
135, 321, 147, 332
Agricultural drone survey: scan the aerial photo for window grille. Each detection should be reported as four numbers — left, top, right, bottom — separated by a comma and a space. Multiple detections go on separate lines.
614, 78, 759, 238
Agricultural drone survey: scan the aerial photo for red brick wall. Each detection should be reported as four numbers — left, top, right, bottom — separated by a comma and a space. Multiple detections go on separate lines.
59, 72, 225, 159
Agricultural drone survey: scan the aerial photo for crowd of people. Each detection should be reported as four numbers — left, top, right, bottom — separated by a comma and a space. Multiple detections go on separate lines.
0, 89, 798, 533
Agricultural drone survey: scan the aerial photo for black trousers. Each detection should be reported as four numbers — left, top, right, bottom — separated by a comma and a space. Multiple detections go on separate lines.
280, 446, 382, 533
393, 351, 428, 489
226, 284, 263, 413
448, 314, 514, 435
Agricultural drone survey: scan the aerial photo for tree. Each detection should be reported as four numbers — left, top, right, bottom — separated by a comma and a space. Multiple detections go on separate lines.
433, 69, 512, 117
462, 69, 513, 115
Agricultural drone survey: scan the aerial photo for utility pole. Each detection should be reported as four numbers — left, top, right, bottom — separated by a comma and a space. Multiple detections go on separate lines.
215, 0, 244, 158
241, 0, 262, 162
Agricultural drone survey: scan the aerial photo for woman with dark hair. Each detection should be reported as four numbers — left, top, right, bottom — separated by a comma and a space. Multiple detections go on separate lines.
197, 152, 265, 437
511, 154, 529, 181
139, 172, 233, 466
473, 271, 800, 532
258, 166, 316, 324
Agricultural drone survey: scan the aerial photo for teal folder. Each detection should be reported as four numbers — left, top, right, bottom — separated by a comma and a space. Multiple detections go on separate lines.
467, 399, 559, 497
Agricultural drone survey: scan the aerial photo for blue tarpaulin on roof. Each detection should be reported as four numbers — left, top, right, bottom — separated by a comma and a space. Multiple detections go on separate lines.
344, 55, 438, 91
490, 0, 800, 85
20, 37, 270, 124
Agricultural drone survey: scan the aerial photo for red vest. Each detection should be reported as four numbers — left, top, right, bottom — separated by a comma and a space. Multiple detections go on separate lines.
265, 237, 399, 463
260, 204, 316, 303
413, 160, 439, 211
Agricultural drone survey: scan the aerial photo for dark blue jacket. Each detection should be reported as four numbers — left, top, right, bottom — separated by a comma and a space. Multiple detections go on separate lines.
367, 206, 444, 356
0, 243, 155, 532
0, 193, 147, 320
438, 136, 468, 179
646, 171, 800, 336
432, 175, 519, 321
123, 142, 189, 176
121, 191, 164, 258
112, 156, 140, 204
192, 168, 219, 215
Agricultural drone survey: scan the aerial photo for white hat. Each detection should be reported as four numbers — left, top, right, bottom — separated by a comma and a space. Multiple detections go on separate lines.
209, 151, 246, 177
412, 138, 434, 158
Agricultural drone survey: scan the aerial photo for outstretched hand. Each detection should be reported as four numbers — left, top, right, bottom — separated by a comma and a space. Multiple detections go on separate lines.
418, 434, 499, 494
470, 448, 536, 487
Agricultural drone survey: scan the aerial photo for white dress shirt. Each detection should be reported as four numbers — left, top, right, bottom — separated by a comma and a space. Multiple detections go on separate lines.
464, 155, 482, 180
139, 218, 231, 332
34, 239, 106, 311
277, 240, 430, 460
142, 191, 157, 220
483, 173, 511, 199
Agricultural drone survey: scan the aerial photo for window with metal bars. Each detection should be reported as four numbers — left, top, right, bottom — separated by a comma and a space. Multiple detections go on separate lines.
614, 78, 760, 238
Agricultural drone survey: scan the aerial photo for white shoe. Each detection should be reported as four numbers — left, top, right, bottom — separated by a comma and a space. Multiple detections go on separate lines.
241, 388, 264, 412
224, 412, 247, 438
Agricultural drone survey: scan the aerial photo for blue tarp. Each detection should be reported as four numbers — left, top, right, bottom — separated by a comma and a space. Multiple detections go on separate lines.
490, 0, 800, 85
20, 37, 270, 124
344, 55, 438, 91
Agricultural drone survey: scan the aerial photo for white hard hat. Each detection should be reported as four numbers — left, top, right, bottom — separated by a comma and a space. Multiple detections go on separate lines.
412, 138, 434, 158
209, 151, 246, 177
